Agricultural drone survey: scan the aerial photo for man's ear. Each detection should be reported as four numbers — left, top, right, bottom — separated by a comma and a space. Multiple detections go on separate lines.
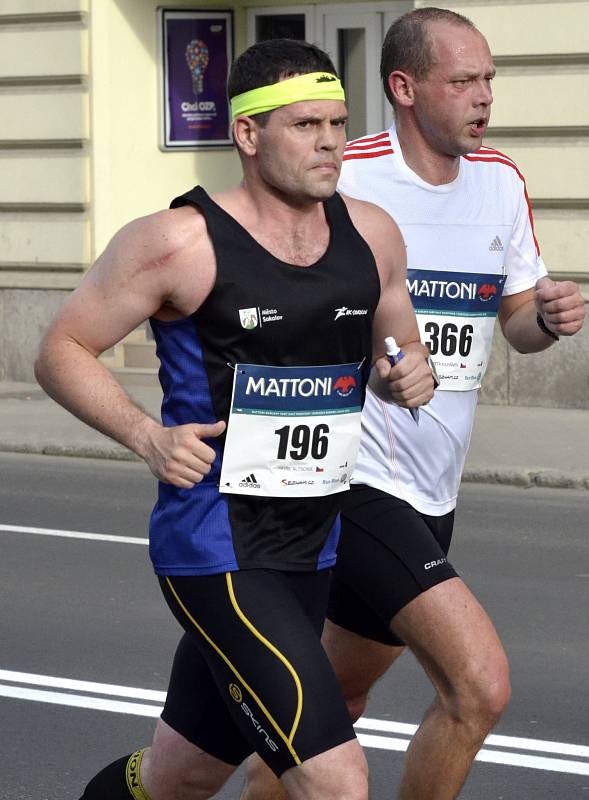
233, 116, 259, 157
388, 70, 416, 107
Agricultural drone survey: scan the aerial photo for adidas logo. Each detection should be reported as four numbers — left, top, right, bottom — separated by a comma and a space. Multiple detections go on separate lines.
239, 473, 260, 489
489, 235, 504, 252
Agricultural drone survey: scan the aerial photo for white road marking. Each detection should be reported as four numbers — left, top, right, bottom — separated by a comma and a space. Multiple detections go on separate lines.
0, 670, 165, 702
0, 523, 147, 545
1, 671, 588, 775
356, 717, 589, 759
356, 733, 589, 776
0, 685, 161, 718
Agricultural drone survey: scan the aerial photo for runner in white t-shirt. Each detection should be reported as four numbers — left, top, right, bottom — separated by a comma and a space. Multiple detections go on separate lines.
319, 10, 585, 800
242, 8, 585, 800
341, 121, 544, 515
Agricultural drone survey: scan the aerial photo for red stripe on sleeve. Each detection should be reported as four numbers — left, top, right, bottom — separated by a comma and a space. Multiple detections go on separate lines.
345, 140, 394, 151
346, 131, 390, 147
477, 145, 517, 166
342, 149, 394, 161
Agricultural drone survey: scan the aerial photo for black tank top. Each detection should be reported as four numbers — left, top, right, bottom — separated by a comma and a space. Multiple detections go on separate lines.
149, 186, 381, 575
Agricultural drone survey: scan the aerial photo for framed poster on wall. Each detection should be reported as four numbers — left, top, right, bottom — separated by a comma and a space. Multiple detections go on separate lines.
159, 8, 233, 149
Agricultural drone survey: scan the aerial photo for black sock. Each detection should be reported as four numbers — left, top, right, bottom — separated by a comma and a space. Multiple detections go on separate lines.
79, 749, 150, 799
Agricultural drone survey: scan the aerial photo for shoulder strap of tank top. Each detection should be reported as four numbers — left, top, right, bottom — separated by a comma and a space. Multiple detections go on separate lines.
324, 190, 352, 228
324, 191, 378, 275
169, 185, 241, 246
170, 185, 211, 211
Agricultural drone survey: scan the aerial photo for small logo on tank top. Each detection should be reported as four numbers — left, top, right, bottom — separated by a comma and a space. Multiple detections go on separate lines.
489, 235, 504, 251
239, 307, 259, 329
334, 306, 368, 321
260, 307, 283, 323
239, 307, 283, 328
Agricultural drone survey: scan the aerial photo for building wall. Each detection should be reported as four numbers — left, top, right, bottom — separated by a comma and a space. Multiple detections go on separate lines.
425, 1, 588, 406
0, 0, 90, 379
427, 0, 589, 288
2, 0, 588, 405
90, 0, 245, 257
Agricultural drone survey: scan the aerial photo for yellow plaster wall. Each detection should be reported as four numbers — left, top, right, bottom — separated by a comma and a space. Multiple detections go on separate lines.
0, 0, 87, 11
417, 1, 589, 280
89, 0, 406, 256
423, 1, 589, 55
0, 1, 89, 290
90, 0, 247, 257
91, 0, 589, 277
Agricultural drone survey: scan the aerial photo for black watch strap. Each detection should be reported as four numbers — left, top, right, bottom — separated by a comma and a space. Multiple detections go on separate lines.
536, 312, 559, 341
426, 355, 441, 388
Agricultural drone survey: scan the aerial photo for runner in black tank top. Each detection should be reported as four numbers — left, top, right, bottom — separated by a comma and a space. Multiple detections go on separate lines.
149, 186, 378, 575
38, 40, 433, 800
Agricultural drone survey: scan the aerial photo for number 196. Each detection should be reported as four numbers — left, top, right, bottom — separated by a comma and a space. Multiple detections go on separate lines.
274, 424, 329, 460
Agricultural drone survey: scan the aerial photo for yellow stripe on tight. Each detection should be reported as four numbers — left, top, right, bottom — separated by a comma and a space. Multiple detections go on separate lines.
225, 572, 304, 744
164, 576, 301, 765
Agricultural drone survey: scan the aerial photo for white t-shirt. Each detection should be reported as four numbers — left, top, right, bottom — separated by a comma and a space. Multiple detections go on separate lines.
338, 123, 547, 515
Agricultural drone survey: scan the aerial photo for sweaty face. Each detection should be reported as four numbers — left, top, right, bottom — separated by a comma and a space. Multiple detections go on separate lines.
412, 22, 495, 157
254, 100, 348, 203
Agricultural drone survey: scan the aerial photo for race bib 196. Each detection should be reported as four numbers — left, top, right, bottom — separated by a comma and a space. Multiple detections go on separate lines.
220, 362, 364, 497
408, 269, 506, 391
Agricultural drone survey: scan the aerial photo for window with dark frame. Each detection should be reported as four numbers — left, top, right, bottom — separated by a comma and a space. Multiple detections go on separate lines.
256, 14, 306, 42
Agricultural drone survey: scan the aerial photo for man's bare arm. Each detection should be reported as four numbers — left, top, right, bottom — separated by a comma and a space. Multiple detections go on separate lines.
345, 196, 434, 407
499, 277, 585, 353
35, 206, 225, 486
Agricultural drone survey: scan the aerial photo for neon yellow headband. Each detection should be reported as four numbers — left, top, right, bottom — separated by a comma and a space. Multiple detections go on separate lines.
230, 72, 345, 121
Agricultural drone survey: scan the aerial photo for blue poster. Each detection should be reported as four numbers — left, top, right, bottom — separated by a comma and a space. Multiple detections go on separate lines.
161, 9, 233, 149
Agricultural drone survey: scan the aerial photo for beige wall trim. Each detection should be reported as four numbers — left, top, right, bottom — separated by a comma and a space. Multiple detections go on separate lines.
0, 262, 86, 273
488, 125, 589, 138
0, 75, 86, 87
0, 12, 86, 26
0, 139, 87, 150
427, 0, 589, 7
0, 202, 87, 213
494, 53, 589, 68
549, 271, 589, 284
0, 275, 80, 290
531, 199, 589, 210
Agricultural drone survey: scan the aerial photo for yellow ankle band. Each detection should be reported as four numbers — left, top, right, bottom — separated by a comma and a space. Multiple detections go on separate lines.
125, 749, 151, 800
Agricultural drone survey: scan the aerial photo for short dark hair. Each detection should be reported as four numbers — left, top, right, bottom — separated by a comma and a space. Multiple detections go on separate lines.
228, 39, 338, 125
380, 7, 475, 105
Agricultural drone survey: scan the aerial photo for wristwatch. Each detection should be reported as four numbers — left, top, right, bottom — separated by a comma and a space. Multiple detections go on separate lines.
536, 312, 559, 341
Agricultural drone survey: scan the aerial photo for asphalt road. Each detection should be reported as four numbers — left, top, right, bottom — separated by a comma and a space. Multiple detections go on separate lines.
1, 452, 588, 799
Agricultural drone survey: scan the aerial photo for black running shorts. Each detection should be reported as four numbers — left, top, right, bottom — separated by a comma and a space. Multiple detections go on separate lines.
159, 569, 356, 776
327, 484, 458, 646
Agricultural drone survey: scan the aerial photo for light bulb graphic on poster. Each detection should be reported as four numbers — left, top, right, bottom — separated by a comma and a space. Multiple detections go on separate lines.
160, 9, 233, 149
185, 39, 209, 95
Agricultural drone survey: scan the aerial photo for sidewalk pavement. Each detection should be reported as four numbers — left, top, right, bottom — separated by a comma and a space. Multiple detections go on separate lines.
0, 381, 587, 490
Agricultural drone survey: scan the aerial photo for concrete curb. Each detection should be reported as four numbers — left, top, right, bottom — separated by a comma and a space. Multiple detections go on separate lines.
462, 466, 589, 490
0, 441, 139, 462
1, 441, 588, 490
